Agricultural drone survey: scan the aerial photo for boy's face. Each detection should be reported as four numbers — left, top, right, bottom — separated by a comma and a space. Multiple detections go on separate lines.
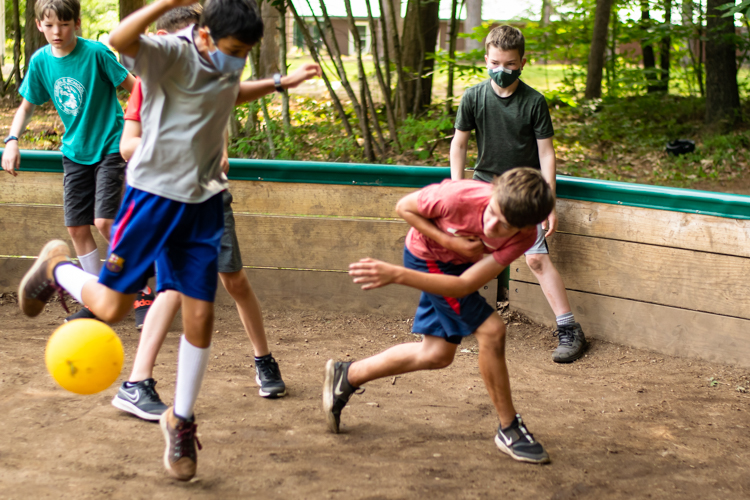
198, 28, 254, 60
485, 46, 526, 72
483, 198, 522, 239
36, 12, 80, 51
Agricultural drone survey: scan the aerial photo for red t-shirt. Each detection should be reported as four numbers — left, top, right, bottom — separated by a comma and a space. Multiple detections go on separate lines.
405, 179, 537, 266
123, 77, 142, 122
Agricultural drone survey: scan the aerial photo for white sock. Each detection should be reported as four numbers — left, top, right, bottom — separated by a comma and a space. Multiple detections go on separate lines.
53, 263, 98, 304
174, 335, 211, 420
77, 249, 102, 276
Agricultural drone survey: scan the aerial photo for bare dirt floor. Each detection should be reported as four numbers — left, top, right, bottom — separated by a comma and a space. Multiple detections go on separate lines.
1, 298, 749, 500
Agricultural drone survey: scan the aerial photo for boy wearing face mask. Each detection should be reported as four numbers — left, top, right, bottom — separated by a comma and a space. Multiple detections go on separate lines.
450, 25, 588, 364
18, 0, 320, 482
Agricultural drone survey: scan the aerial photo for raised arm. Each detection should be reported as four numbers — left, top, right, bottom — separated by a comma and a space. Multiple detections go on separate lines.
349, 254, 505, 298
109, 0, 194, 58
235, 63, 321, 105
396, 191, 484, 260
2, 99, 37, 176
450, 129, 471, 180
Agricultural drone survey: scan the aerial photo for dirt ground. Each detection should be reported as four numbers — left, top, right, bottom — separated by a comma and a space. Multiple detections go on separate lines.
0, 298, 748, 500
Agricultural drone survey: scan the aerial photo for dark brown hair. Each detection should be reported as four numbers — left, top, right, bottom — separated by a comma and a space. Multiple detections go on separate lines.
35, 0, 80, 22
491, 168, 554, 228
485, 25, 525, 59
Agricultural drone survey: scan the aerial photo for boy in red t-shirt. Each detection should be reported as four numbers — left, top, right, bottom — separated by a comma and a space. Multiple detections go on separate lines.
111, 4, 320, 420
329, 168, 555, 464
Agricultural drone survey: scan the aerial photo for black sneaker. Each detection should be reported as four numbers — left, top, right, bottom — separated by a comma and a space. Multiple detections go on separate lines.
65, 306, 101, 323
254, 355, 287, 398
322, 359, 360, 433
552, 322, 588, 363
111, 378, 169, 421
133, 287, 154, 330
495, 414, 550, 464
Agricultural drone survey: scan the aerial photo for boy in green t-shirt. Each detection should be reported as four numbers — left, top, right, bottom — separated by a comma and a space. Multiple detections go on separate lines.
450, 25, 588, 363
1, 0, 137, 322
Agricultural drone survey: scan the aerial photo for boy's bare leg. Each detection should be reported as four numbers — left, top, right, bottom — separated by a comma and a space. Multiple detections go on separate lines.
67, 225, 99, 258
347, 335, 458, 387
525, 253, 571, 316
80, 281, 136, 322
526, 253, 588, 363
219, 270, 269, 356
129, 290, 182, 382
473, 313, 516, 428
94, 217, 114, 243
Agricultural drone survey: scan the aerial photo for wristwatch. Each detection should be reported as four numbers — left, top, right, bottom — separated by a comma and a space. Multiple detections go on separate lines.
3, 135, 18, 144
273, 73, 284, 93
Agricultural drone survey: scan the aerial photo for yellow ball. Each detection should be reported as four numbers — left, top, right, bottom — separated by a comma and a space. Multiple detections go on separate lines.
45, 319, 124, 395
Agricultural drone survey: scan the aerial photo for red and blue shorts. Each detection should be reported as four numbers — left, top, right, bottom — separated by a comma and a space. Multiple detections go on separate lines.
98, 186, 224, 302
404, 247, 496, 344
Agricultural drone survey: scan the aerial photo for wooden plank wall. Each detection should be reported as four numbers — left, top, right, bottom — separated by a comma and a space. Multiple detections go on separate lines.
510, 198, 750, 368
0, 172, 497, 315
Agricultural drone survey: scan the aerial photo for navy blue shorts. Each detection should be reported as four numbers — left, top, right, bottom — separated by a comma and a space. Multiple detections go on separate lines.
404, 247, 496, 344
99, 186, 224, 302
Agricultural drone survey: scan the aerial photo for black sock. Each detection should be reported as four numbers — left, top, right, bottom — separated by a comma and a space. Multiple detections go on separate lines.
124, 381, 139, 388
255, 353, 272, 362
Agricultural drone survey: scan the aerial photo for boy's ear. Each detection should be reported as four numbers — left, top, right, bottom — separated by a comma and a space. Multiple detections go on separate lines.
36, 19, 43, 32
521, 57, 527, 70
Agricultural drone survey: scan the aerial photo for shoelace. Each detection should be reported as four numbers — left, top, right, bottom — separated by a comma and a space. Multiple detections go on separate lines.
256, 359, 280, 380
175, 422, 202, 459
552, 326, 575, 347
57, 288, 70, 314
140, 381, 160, 401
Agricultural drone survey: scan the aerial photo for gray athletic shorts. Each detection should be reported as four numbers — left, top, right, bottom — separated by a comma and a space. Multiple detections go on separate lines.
524, 223, 549, 255
218, 190, 243, 274
62, 153, 126, 227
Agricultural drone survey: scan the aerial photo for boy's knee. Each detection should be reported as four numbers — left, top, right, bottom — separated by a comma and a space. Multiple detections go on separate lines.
421, 347, 455, 369
221, 271, 250, 298
66, 225, 91, 241
94, 219, 113, 240
525, 253, 549, 274
97, 301, 131, 324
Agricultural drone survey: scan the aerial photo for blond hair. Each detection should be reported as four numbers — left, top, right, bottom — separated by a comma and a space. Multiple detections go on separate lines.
491, 168, 554, 228
485, 25, 525, 58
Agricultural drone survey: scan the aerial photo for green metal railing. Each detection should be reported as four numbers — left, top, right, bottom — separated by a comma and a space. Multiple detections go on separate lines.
3, 149, 750, 220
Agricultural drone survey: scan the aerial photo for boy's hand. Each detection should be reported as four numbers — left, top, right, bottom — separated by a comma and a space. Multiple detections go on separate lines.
283, 64, 322, 89
543, 207, 558, 237
443, 235, 484, 260
349, 258, 400, 290
1, 141, 20, 176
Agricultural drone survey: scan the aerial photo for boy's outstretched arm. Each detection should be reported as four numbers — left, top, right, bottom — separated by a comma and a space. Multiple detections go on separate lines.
235, 63, 321, 105
120, 74, 137, 93
449, 129, 471, 180
109, 0, 194, 58
120, 120, 142, 161
537, 137, 557, 237
396, 191, 484, 260
2, 99, 36, 176
349, 254, 505, 298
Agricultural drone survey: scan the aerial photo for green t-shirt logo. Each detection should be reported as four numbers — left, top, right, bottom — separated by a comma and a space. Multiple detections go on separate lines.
54, 77, 86, 116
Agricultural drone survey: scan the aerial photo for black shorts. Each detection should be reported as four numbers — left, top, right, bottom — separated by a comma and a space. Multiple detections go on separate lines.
62, 153, 126, 227
217, 190, 243, 274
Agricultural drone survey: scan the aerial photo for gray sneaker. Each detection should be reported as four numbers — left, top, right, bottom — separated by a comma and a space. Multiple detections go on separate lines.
495, 414, 550, 464
552, 322, 588, 363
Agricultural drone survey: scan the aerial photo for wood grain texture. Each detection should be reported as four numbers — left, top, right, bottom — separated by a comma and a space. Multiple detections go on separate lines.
0, 171, 64, 206
0, 205, 109, 257
510, 232, 750, 319
228, 180, 414, 218
556, 198, 750, 257
510, 281, 750, 368
0, 258, 498, 318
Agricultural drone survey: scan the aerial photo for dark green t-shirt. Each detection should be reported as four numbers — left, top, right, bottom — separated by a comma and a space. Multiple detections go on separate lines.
454, 79, 554, 181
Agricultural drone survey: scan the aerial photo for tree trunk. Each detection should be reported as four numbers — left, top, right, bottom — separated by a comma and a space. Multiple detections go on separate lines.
24, 0, 47, 76
1, 0, 6, 65
383, 0, 407, 120
288, 1, 354, 137
704, 0, 741, 125
464, 0, 482, 53
344, 0, 384, 157
119, 0, 144, 21
249, 45, 276, 158
259, 0, 279, 77
640, 1, 659, 93
12, 0, 21, 92
277, 2, 290, 135
377, 0, 392, 104
445, 0, 459, 113
316, 0, 374, 160
658, 0, 671, 92
366, 0, 400, 152
585, 0, 614, 99
401, 0, 439, 115
541, 0, 552, 25
381, 0, 402, 62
